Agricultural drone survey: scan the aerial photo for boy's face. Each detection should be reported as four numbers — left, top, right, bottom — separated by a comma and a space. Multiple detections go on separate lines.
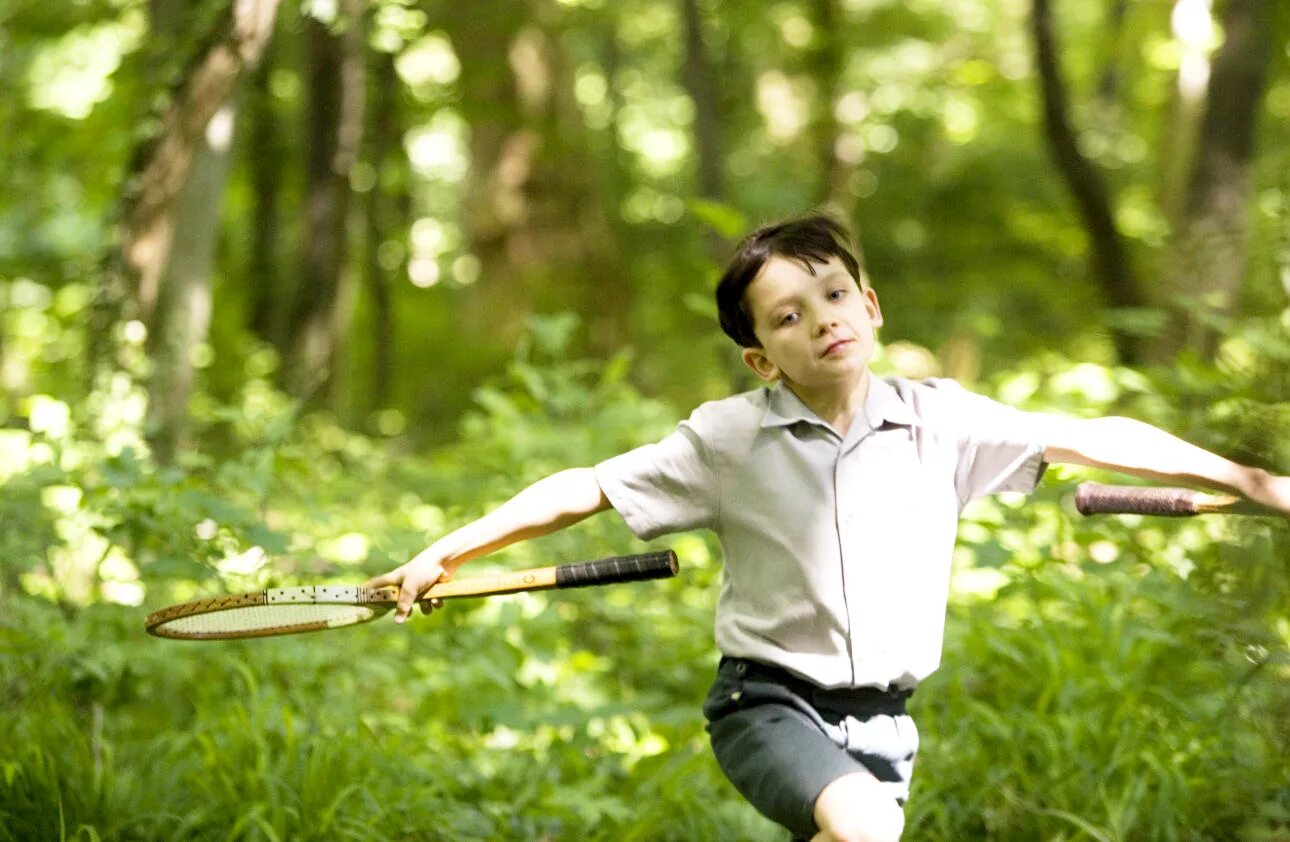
740, 255, 883, 392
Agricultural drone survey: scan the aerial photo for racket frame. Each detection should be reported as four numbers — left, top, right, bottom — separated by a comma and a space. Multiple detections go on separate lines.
146, 586, 401, 640
146, 550, 677, 641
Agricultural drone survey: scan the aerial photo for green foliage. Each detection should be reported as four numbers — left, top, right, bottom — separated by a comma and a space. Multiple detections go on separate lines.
3, 325, 1289, 840
915, 518, 1290, 842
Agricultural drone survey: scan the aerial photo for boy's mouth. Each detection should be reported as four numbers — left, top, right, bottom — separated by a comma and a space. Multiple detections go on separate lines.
821, 339, 853, 357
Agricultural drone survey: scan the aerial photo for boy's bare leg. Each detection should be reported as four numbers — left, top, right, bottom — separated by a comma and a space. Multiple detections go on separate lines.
810, 771, 905, 842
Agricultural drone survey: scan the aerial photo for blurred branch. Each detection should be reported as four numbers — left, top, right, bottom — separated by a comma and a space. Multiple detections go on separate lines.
1030, 0, 1145, 364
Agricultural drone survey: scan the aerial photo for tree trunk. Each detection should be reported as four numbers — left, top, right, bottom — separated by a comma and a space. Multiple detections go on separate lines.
447, 4, 533, 355
538, 19, 629, 352
120, 0, 278, 461
1160, 0, 1212, 223
1095, 0, 1129, 106
362, 51, 404, 411
1162, 0, 1272, 360
246, 40, 285, 352
145, 107, 232, 461
446, 8, 627, 361
286, 0, 365, 400
807, 0, 852, 216
1030, 0, 1145, 364
119, 0, 280, 325
681, 0, 724, 203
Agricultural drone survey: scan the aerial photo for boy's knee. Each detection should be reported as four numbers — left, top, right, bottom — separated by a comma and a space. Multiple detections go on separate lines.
810, 772, 905, 842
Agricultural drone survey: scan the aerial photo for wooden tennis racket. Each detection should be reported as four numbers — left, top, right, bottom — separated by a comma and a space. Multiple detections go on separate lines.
1074, 483, 1261, 517
146, 550, 678, 641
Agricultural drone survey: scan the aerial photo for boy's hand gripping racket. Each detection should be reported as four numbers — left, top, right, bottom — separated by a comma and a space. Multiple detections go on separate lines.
1074, 483, 1261, 517
145, 550, 678, 641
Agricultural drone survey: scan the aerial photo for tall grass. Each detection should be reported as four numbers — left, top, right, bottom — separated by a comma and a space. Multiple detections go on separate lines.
5, 542, 1288, 840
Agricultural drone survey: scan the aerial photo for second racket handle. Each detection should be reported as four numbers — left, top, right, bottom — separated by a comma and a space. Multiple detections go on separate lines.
554, 550, 679, 589
1075, 483, 1198, 516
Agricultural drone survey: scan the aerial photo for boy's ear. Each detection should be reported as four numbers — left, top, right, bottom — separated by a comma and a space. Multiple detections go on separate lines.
865, 287, 884, 328
741, 347, 780, 382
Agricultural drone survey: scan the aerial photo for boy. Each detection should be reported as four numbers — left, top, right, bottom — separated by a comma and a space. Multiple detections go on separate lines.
367, 215, 1289, 842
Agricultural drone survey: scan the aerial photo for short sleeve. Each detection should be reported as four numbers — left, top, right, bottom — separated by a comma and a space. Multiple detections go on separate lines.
593, 410, 719, 540
925, 379, 1049, 506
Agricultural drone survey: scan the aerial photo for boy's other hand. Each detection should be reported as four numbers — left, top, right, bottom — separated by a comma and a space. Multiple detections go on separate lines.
363, 550, 455, 623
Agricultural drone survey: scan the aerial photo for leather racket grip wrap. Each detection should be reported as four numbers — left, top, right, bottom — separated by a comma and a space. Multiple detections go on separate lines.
554, 551, 679, 589
1075, 483, 1198, 517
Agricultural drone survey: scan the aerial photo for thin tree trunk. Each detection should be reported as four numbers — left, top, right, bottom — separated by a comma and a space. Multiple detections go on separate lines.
1163, 0, 1272, 359
680, 0, 734, 277
287, 0, 365, 399
145, 107, 233, 461
807, 0, 851, 216
363, 51, 402, 410
1160, 0, 1212, 222
541, 20, 629, 352
0, 284, 7, 395
681, 0, 723, 202
246, 42, 284, 351
121, 0, 278, 460
325, 0, 367, 409
1095, 0, 1129, 106
1030, 0, 1144, 363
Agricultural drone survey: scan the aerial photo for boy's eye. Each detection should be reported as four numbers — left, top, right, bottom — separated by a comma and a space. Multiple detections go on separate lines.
828, 288, 847, 301
778, 312, 799, 326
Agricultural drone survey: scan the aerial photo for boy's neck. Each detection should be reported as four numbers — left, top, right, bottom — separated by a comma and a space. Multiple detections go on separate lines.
783, 367, 873, 437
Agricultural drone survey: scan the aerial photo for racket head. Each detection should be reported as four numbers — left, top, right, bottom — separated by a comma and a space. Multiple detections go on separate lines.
146, 585, 400, 640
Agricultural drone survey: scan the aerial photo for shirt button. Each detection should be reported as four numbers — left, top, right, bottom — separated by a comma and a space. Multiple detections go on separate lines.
734, 662, 748, 676
731, 691, 743, 701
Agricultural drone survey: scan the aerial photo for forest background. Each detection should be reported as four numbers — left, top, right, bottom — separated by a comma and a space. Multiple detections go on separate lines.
2, 0, 1290, 838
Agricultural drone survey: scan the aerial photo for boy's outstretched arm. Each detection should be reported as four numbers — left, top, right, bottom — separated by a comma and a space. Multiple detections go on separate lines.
1041, 416, 1290, 517
364, 468, 612, 623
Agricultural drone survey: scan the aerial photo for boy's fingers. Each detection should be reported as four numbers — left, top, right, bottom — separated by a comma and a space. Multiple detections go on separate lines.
362, 569, 400, 589
395, 581, 421, 623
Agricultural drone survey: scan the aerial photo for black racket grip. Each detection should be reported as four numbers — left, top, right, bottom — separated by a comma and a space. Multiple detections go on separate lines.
1075, 483, 1198, 517
554, 551, 679, 589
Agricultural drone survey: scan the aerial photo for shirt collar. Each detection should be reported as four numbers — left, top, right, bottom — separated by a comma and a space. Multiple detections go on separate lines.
761, 375, 919, 431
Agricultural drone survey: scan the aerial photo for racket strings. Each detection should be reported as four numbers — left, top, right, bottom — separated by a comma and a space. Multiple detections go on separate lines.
156, 604, 383, 638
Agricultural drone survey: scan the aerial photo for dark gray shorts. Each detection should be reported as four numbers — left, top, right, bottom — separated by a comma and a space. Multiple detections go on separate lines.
703, 657, 918, 839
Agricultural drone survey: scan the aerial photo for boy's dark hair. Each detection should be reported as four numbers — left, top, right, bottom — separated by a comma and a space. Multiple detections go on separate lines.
715, 214, 865, 348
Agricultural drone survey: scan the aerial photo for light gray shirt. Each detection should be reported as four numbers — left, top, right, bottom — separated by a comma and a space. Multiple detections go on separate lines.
594, 375, 1048, 690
